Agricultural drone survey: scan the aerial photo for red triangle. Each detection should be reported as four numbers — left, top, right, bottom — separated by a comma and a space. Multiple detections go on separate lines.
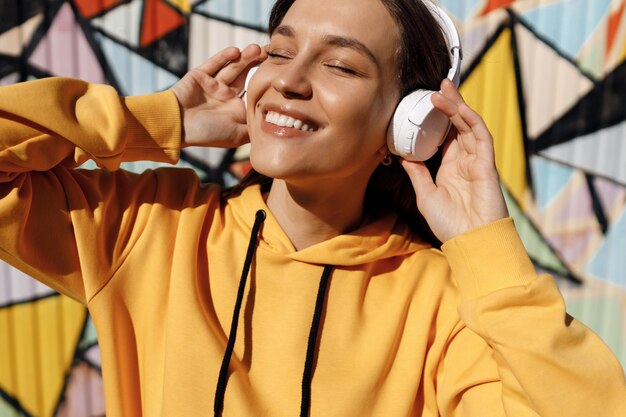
482, 0, 516, 16
607, 1, 626, 54
73, 0, 123, 18
140, 0, 186, 47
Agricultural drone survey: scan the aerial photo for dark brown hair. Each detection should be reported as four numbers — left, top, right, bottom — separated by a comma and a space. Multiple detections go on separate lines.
226, 0, 451, 246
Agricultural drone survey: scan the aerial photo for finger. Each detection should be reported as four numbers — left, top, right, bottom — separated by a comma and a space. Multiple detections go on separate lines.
215, 44, 266, 86
440, 78, 465, 106
458, 103, 492, 144
232, 124, 250, 148
197, 47, 241, 75
431, 91, 472, 135
400, 159, 437, 205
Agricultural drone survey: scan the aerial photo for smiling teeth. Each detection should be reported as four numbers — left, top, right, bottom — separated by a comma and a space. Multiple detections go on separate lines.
265, 111, 316, 131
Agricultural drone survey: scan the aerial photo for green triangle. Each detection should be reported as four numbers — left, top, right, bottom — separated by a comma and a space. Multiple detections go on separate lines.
78, 315, 99, 351
0, 391, 23, 417
502, 184, 571, 277
565, 295, 625, 368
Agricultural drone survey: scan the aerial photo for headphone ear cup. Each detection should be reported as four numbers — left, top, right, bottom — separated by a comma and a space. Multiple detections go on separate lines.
243, 66, 259, 109
387, 90, 451, 161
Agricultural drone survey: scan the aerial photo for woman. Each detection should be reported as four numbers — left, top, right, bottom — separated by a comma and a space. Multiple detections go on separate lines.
0, 0, 624, 416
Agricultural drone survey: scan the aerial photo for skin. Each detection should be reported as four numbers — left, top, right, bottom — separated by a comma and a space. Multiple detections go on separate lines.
171, 0, 509, 249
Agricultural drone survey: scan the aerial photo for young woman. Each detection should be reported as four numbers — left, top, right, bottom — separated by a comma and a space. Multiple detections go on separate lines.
1, 0, 624, 416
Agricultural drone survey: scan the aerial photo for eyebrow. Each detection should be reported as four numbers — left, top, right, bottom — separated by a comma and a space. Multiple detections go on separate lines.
273, 25, 379, 66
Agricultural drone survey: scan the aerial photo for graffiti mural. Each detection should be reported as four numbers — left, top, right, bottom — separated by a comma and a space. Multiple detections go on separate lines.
0, 0, 624, 415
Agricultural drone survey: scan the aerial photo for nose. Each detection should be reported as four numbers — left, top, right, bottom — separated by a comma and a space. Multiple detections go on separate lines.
271, 59, 313, 100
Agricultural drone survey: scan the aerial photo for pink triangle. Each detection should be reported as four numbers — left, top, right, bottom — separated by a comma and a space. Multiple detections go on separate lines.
552, 181, 595, 223
547, 228, 598, 266
593, 176, 626, 217
56, 361, 106, 417
29, 3, 105, 83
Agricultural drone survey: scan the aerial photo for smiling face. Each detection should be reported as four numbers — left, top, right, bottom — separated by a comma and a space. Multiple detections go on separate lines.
246, 0, 402, 187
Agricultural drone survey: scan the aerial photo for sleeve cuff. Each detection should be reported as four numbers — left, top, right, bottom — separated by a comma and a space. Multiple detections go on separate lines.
121, 90, 181, 163
441, 218, 538, 301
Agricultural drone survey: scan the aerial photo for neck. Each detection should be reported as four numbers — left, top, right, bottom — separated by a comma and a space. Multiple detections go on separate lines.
266, 177, 370, 251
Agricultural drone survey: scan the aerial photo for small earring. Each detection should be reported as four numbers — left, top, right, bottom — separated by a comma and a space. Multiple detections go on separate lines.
381, 153, 393, 166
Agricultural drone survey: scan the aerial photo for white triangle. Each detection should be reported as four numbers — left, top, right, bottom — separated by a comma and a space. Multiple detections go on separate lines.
0, 262, 56, 307
91, 0, 143, 48
189, 13, 268, 70
539, 121, 626, 186
515, 23, 595, 139
0, 14, 43, 56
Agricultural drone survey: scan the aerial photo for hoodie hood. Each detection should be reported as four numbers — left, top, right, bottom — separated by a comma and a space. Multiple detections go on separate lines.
227, 184, 431, 267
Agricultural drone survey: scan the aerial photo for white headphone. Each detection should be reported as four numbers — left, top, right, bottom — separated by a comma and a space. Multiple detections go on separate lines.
244, 2, 461, 162
387, 1, 462, 161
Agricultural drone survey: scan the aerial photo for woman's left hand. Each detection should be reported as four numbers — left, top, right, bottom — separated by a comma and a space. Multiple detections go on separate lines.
401, 79, 509, 243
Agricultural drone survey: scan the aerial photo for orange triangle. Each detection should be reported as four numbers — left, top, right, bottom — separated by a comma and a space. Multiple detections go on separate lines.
140, 0, 186, 47
607, 2, 626, 54
482, 0, 516, 16
74, 0, 123, 18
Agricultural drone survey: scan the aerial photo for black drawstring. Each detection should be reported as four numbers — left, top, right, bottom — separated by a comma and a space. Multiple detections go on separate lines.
213, 209, 334, 417
300, 264, 334, 417
214, 209, 266, 417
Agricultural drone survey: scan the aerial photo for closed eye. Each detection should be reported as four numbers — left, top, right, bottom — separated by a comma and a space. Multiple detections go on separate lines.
268, 51, 290, 60
327, 64, 358, 75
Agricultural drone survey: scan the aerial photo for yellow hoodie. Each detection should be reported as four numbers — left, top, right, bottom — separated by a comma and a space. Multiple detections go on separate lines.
0, 78, 625, 417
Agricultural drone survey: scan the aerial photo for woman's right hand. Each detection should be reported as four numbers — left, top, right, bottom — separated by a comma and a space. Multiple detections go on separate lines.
170, 44, 267, 148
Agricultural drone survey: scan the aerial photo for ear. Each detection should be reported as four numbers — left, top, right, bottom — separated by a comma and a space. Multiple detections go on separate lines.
376, 144, 388, 157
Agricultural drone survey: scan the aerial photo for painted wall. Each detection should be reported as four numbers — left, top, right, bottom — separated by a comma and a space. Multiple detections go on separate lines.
0, 0, 624, 415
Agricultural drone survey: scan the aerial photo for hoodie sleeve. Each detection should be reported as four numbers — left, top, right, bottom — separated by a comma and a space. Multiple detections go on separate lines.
438, 218, 626, 416
0, 77, 182, 304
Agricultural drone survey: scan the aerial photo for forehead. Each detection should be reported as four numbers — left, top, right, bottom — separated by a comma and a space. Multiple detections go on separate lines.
276, 0, 400, 65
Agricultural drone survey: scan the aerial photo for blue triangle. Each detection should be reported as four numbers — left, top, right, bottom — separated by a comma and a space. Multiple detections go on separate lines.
586, 207, 626, 288
194, 0, 273, 29
94, 33, 179, 95
520, 0, 612, 59
438, 0, 483, 22
530, 156, 574, 209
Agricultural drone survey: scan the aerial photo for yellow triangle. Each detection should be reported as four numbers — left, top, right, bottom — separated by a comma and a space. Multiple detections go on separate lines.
460, 28, 528, 208
0, 295, 87, 417
165, 0, 191, 13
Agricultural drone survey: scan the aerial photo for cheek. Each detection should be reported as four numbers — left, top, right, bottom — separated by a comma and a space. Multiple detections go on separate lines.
322, 87, 395, 152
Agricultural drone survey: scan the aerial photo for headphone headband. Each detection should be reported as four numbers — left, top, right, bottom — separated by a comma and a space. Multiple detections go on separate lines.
424, 1, 462, 87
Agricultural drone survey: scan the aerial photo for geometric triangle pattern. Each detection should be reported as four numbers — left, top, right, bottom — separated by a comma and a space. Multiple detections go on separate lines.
515, 22, 595, 139
73, 0, 123, 19
91, 0, 144, 48
460, 27, 529, 209
519, 0, 613, 62
586, 207, 626, 288
539, 121, 626, 186
501, 183, 573, 279
0, 295, 86, 417
55, 362, 106, 417
529, 156, 574, 210
2, 2, 626, 415
140, 0, 186, 47
0, 14, 43, 57
94, 31, 180, 95
29, 3, 105, 83
194, 0, 274, 29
